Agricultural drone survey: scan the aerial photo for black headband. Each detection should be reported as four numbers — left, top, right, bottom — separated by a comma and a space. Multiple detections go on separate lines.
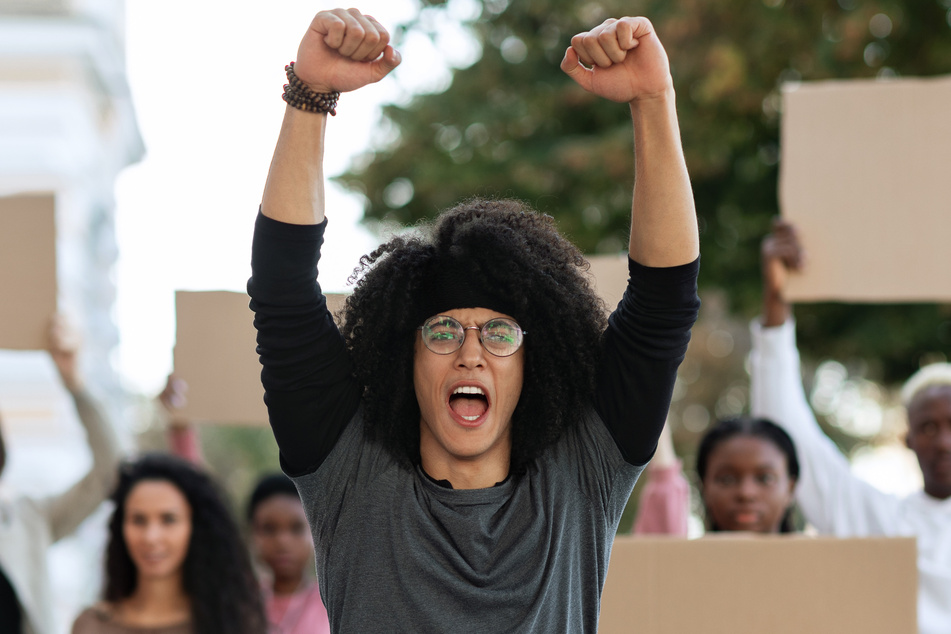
417, 245, 521, 325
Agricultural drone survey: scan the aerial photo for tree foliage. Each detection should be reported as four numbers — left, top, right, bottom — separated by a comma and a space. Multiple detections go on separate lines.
337, 0, 951, 381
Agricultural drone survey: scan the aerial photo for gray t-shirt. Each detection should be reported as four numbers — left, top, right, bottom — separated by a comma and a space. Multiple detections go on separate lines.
294, 405, 642, 633
249, 212, 700, 632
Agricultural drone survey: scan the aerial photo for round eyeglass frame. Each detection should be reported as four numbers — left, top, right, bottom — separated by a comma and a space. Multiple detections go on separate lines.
418, 315, 526, 358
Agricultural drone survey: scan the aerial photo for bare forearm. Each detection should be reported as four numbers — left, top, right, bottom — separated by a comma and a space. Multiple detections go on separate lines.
260, 9, 399, 225
759, 220, 801, 328
762, 284, 791, 328
261, 106, 327, 225
628, 90, 698, 267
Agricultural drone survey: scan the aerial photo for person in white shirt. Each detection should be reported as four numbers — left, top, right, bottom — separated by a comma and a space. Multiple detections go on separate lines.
0, 316, 122, 634
750, 219, 951, 634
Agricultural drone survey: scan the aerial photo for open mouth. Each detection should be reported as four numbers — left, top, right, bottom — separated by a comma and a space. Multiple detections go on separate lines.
449, 385, 489, 422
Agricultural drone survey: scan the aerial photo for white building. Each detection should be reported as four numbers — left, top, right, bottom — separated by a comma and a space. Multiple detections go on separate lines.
0, 0, 142, 630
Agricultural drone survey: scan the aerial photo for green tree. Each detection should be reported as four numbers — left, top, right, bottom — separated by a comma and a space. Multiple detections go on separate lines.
337, 0, 951, 381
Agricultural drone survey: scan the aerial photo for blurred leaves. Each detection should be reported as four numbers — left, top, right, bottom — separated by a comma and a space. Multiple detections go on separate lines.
337, 0, 951, 381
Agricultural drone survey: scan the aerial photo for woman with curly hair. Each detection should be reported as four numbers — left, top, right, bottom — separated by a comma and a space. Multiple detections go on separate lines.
249, 8, 700, 632
71, 454, 266, 634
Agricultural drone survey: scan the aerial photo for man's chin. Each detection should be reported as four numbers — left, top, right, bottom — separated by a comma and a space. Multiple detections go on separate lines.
928, 456, 951, 476
925, 471, 951, 498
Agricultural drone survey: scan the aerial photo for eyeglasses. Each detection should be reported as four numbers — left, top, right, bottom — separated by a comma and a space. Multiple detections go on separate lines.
419, 315, 526, 357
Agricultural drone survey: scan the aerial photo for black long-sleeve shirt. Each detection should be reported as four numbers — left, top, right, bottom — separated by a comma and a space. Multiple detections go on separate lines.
248, 211, 699, 475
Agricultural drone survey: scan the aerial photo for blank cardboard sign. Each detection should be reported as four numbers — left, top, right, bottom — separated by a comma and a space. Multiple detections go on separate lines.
599, 535, 917, 634
780, 75, 951, 302
0, 193, 57, 350
173, 290, 348, 426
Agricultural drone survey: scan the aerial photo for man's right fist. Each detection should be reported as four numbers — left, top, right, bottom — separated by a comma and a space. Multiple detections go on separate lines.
294, 8, 401, 95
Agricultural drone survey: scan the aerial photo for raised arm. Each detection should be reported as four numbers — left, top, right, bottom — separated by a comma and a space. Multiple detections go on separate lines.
261, 8, 400, 226
158, 374, 204, 465
751, 221, 902, 535
43, 315, 122, 542
251, 9, 400, 476
561, 17, 698, 267
760, 219, 803, 328
563, 18, 700, 466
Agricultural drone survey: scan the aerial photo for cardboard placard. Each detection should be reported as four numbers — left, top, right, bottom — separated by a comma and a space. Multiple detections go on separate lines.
173, 290, 347, 425
0, 193, 57, 350
780, 75, 951, 302
587, 254, 628, 312
599, 535, 917, 634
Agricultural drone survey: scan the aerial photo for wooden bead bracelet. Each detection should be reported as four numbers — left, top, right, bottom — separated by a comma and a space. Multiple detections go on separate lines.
282, 62, 339, 115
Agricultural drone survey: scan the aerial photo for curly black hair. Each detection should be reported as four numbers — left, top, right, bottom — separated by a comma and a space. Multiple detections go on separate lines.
696, 416, 801, 533
103, 453, 267, 634
341, 198, 608, 474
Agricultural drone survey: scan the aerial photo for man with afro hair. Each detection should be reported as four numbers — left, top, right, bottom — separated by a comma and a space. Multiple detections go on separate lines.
248, 8, 699, 632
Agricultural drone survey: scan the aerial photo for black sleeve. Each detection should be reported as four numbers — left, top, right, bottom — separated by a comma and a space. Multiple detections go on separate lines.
247, 211, 362, 477
594, 257, 700, 466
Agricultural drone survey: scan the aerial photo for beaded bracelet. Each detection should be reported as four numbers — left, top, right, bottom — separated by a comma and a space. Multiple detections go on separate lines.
283, 62, 339, 116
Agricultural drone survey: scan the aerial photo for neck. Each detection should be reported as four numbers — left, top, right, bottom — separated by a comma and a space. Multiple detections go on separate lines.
120, 573, 190, 625
273, 573, 308, 596
420, 457, 509, 490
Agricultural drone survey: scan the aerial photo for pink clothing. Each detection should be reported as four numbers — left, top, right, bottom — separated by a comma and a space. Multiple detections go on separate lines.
264, 581, 330, 634
168, 425, 204, 464
632, 460, 690, 536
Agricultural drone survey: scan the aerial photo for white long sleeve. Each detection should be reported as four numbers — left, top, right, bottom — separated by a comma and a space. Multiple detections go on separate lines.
750, 319, 951, 634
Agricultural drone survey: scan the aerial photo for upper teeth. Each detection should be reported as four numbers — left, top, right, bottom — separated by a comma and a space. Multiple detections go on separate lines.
453, 386, 485, 396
